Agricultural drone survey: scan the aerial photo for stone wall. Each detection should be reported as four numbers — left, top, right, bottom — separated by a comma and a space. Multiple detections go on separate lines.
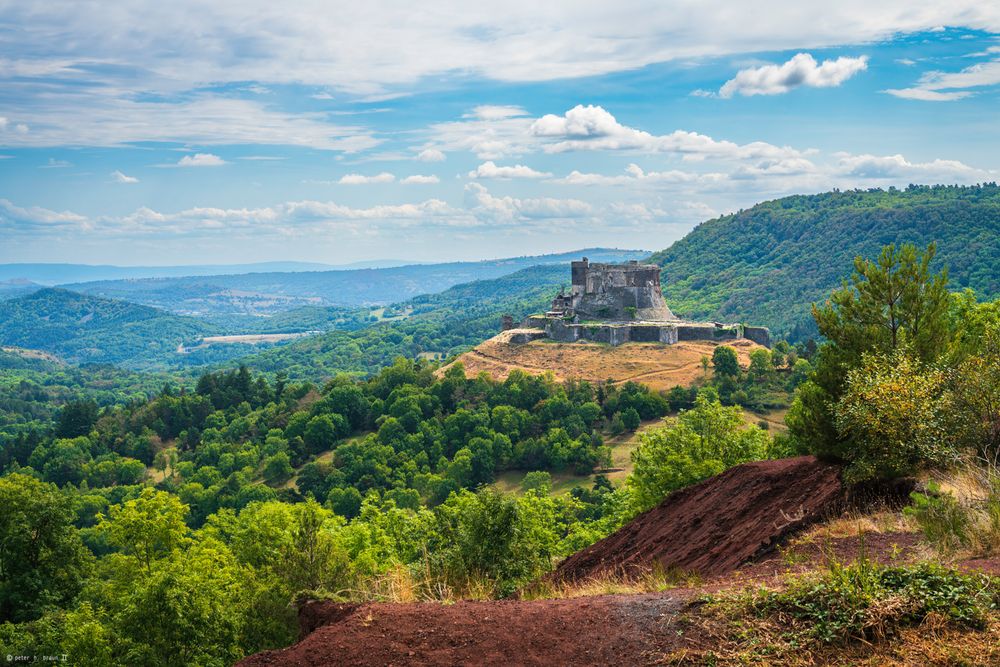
568, 258, 675, 321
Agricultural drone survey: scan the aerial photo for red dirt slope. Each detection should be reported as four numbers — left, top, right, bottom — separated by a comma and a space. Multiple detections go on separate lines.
240, 594, 691, 667
554, 455, 842, 582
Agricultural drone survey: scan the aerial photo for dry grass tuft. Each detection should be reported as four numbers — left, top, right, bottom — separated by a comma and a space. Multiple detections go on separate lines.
803, 509, 916, 541
521, 565, 701, 601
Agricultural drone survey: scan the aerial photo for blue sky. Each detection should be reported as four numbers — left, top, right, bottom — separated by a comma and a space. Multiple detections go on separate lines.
1, 2, 998, 265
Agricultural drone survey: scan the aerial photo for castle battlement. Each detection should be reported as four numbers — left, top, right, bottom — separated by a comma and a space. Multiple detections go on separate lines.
510, 258, 771, 348
550, 257, 675, 321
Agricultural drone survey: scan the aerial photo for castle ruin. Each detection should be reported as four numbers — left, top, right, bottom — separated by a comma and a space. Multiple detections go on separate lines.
548, 258, 675, 321
507, 257, 770, 348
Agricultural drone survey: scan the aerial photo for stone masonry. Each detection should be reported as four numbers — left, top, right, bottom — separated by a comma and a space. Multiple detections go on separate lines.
508, 258, 770, 348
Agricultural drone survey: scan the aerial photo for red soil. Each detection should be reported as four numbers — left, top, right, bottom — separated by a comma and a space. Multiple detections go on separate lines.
237, 457, 1000, 666
240, 594, 693, 666
553, 455, 843, 582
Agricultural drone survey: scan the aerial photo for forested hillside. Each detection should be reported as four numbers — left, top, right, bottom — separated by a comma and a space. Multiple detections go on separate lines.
238, 265, 565, 380
0, 349, 168, 442
0, 289, 217, 368
652, 184, 1000, 339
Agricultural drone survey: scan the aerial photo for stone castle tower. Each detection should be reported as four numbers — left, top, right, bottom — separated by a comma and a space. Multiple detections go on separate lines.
549, 258, 675, 321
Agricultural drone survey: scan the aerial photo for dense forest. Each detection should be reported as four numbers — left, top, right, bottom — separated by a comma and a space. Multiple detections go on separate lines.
652, 184, 1000, 339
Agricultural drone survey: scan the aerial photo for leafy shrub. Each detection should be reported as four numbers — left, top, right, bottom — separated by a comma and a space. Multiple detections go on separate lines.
755, 558, 999, 645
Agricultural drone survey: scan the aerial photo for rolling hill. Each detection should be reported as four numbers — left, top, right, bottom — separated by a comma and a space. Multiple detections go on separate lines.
0, 288, 218, 368
652, 184, 1000, 339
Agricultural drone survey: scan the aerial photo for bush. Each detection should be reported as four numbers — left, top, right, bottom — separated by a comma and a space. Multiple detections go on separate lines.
834, 350, 956, 484
755, 558, 999, 645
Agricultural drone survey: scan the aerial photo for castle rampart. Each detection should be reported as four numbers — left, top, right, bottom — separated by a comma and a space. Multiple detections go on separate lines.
507, 258, 770, 348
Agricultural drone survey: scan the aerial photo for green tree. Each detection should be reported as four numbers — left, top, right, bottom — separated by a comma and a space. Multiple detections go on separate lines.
55, 399, 99, 438
98, 488, 190, 572
521, 471, 552, 495
712, 345, 740, 377
262, 452, 294, 484
117, 540, 249, 667
834, 350, 955, 483
627, 390, 770, 512
0, 474, 93, 622
791, 243, 953, 460
748, 349, 774, 379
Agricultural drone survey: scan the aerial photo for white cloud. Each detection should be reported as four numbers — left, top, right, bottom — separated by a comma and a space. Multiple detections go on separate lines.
338, 172, 395, 184
553, 163, 719, 185
111, 170, 139, 184
835, 153, 989, 181
1, 117, 30, 135
886, 58, 1000, 101
463, 182, 592, 223
0, 95, 378, 151
176, 153, 227, 167
0, 198, 89, 231
400, 174, 440, 184
465, 105, 529, 120
415, 148, 446, 162
528, 105, 803, 161
3, 3, 998, 95
468, 161, 552, 179
718, 53, 868, 98
40, 158, 71, 168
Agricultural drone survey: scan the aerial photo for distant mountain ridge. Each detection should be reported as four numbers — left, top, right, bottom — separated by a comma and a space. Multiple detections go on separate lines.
60, 248, 649, 317
0, 261, 345, 284
651, 184, 1000, 339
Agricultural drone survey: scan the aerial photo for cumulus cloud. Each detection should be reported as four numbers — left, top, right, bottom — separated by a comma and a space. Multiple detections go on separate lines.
400, 174, 440, 184
111, 170, 139, 184
415, 148, 446, 162
528, 105, 803, 161
176, 153, 227, 167
0, 117, 29, 135
463, 182, 592, 223
835, 152, 989, 181
338, 172, 395, 184
468, 161, 552, 179
465, 105, 529, 120
886, 58, 1000, 101
553, 163, 720, 185
718, 53, 868, 98
0, 198, 89, 232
